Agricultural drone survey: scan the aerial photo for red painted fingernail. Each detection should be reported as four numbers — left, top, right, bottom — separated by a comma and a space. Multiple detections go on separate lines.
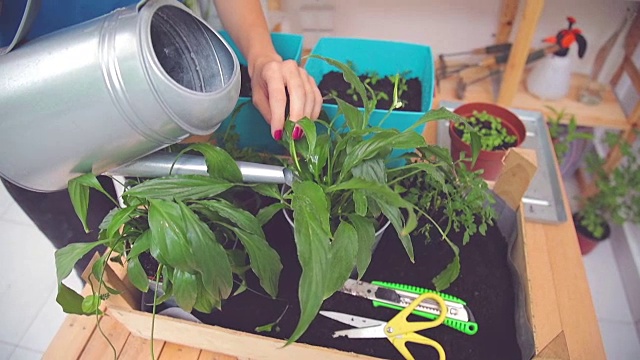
274, 129, 283, 141
292, 127, 301, 140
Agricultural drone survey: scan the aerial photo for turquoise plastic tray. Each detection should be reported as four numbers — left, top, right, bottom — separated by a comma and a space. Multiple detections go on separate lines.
305, 37, 435, 165
216, 31, 303, 154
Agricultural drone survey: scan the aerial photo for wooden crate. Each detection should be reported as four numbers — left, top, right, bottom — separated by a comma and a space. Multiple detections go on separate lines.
45, 148, 599, 359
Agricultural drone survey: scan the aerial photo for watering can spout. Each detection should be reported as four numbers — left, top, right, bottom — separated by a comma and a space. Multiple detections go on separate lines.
0, 0, 240, 192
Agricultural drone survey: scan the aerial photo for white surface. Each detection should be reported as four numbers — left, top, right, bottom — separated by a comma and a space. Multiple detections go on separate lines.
284, 0, 635, 82
526, 55, 573, 101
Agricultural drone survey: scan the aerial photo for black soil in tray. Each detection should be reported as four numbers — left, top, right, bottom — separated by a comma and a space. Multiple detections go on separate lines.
194, 210, 521, 360
318, 71, 423, 112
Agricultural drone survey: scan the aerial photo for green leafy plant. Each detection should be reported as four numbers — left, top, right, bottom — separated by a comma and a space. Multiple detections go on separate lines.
455, 110, 517, 151
270, 55, 485, 343
546, 106, 593, 163
576, 130, 640, 239
56, 143, 284, 356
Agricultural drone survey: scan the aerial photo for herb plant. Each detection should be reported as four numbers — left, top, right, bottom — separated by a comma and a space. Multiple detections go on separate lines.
576, 130, 640, 238
455, 110, 517, 151
546, 106, 593, 163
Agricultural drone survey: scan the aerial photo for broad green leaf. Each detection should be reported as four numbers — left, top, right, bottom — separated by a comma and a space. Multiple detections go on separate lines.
373, 199, 414, 262
68, 174, 118, 232
295, 118, 318, 152
128, 230, 152, 259
181, 143, 242, 182
392, 162, 446, 186
81, 294, 102, 314
353, 190, 368, 217
252, 184, 282, 200
194, 276, 219, 313
105, 206, 139, 239
255, 321, 279, 333
148, 200, 197, 272
324, 221, 358, 298
352, 159, 387, 184
433, 255, 460, 291
56, 283, 86, 315
178, 202, 234, 300
288, 181, 331, 344
335, 97, 364, 130
408, 107, 466, 132
328, 179, 413, 210
55, 240, 110, 283
342, 131, 425, 173
226, 227, 282, 298
310, 134, 330, 179
256, 203, 286, 226
125, 175, 234, 201
172, 269, 198, 312
196, 200, 263, 236
417, 145, 453, 164
469, 131, 481, 166
349, 215, 376, 279
227, 249, 249, 274
127, 257, 150, 292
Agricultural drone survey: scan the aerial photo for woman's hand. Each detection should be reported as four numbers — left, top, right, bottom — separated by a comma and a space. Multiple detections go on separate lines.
249, 55, 322, 141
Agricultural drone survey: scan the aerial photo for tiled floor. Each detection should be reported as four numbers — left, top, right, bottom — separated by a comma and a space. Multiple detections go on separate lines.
0, 177, 639, 359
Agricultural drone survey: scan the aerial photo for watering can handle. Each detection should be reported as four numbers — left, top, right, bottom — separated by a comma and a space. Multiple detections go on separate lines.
0, 0, 41, 55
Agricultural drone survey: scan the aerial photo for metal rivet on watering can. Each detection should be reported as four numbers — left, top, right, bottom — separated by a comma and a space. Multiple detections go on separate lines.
0, 0, 240, 192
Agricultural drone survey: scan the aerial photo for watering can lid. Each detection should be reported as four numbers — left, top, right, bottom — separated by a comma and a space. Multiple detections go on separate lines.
0, 0, 41, 55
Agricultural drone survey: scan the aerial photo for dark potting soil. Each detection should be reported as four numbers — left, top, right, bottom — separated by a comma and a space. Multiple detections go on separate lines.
454, 118, 517, 151
192, 210, 521, 360
239, 64, 252, 97
573, 212, 611, 241
318, 71, 423, 112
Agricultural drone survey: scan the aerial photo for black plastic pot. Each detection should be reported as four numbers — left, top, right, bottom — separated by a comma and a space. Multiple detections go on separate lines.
573, 212, 611, 255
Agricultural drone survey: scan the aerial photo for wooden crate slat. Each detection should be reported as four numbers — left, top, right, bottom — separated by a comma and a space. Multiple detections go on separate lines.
43, 314, 98, 359
198, 350, 238, 360
79, 316, 131, 360
117, 333, 166, 360
159, 343, 202, 359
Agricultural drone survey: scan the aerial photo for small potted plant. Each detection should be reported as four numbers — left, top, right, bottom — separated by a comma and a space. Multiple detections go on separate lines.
574, 130, 640, 255
545, 106, 593, 177
449, 102, 526, 180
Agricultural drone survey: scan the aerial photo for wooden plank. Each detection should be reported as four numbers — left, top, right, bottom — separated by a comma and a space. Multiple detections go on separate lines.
199, 350, 238, 360
79, 316, 131, 360
493, 148, 538, 211
108, 307, 382, 360
536, 332, 570, 360
497, 0, 544, 106
44, 314, 97, 359
495, 0, 519, 43
117, 334, 166, 360
159, 343, 202, 359
437, 73, 629, 130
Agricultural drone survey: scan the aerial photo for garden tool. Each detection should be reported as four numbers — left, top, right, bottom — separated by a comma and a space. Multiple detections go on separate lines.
0, 0, 241, 192
436, 46, 512, 87
340, 279, 478, 335
320, 292, 449, 360
455, 45, 560, 100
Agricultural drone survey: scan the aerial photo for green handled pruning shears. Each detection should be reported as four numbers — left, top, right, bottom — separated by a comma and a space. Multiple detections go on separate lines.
339, 279, 478, 335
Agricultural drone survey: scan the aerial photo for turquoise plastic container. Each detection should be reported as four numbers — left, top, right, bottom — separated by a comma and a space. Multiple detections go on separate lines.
216, 31, 303, 154
305, 37, 435, 165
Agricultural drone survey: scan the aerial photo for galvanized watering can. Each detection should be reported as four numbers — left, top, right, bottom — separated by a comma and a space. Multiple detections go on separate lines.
0, 0, 241, 192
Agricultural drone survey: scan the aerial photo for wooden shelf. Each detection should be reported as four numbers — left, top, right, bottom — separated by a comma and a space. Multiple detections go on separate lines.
436, 72, 629, 130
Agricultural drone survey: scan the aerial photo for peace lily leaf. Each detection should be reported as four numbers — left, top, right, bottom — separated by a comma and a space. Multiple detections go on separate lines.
433, 239, 461, 291
128, 230, 152, 259
125, 175, 234, 201
127, 256, 150, 292
408, 107, 466, 131
342, 131, 425, 174
56, 283, 86, 315
324, 221, 358, 298
310, 134, 331, 179
256, 203, 286, 226
81, 294, 102, 314
148, 199, 197, 272
295, 118, 318, 152
68, 177, 91, 233
255, 321, 279, 333
469, 131, 481, 166
178, 202, 233, 300
308, 55, 370, 117
288, 181, 331, 344
105, 205, 139, 239
349, 215, 376, 279
335, 97, 364, 130
55, 239, 110, 283
352, 159, 387, 184
353, 190, 368, 217
181, 143, 242, 182
196, 200, 263, 236
194, 276, 219, 313
373, 198, 414, 262
172, 269, 198, 312
252, 184, 282, 200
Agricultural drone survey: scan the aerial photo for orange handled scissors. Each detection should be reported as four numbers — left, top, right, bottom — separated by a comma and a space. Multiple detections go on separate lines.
320, 292, 447, 360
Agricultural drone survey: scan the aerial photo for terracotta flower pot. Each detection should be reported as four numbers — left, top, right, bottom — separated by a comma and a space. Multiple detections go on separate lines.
450, 102, 527, 181
573, 213, 610, 255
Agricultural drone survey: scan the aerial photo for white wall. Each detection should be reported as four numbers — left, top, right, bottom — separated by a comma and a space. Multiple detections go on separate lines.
283, 0, 637, 83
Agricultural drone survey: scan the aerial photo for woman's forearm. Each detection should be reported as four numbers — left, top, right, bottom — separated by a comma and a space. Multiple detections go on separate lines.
212, 0, 282, 75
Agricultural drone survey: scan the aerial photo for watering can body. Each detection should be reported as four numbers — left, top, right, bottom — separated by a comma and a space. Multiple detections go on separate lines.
0, 0, 240, 192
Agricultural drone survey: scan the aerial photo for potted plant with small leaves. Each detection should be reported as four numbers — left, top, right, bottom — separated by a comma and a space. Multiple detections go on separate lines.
574, 131, 640, 255
546, 106, 593, 177
449, 102, 526, 180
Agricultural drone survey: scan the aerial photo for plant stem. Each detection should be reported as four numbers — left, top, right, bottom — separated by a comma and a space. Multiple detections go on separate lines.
150, 264, 163, 359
